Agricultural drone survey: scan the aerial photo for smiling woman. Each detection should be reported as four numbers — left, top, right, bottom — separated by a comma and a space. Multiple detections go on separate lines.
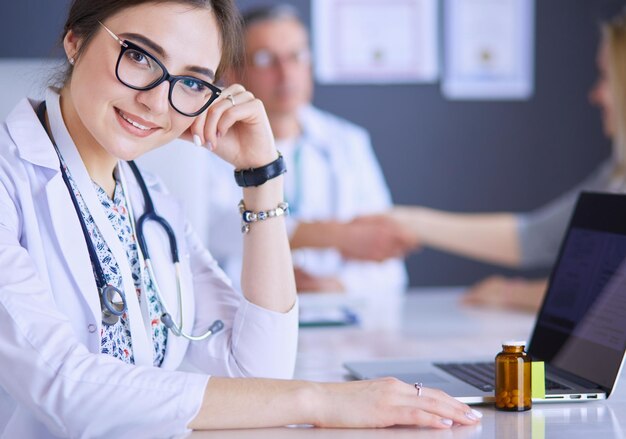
0, 0, 480, 437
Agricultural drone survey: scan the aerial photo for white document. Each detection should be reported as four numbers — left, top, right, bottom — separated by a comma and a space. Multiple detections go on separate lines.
442, 0, 535, 100
313, 0, 438, 84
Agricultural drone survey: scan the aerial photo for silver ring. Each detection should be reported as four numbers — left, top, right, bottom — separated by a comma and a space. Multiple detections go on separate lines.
414, 382, 423, 397
227, 94, 235, 107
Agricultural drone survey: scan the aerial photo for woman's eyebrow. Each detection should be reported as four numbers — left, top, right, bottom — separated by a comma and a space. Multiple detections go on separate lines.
120, 33, 166, 57
186, 66, 216, 81
119, 32, 216, 81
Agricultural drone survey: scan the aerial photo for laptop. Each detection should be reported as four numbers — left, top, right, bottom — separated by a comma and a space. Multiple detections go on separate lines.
345, 192, 626, 404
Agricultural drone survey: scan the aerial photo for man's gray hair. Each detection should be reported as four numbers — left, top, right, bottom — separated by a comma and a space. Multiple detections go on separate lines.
241, 4, 302, 29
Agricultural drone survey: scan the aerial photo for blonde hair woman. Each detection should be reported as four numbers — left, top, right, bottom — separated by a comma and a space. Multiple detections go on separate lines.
392, 10, 626, 311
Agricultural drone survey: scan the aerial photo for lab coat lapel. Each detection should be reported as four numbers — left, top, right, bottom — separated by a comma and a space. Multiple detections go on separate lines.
43, 172, 102, 324
6, 97, 103, 325
44, 92, 153, 366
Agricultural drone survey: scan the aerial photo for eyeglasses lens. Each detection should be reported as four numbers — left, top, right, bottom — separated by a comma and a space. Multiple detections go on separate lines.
118, 48, 215, 115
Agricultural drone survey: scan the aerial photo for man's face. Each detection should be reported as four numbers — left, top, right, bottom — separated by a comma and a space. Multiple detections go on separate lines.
239, 18, 313, 116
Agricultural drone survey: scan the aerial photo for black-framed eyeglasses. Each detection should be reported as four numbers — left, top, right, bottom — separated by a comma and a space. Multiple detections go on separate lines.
99, 22, 221, 117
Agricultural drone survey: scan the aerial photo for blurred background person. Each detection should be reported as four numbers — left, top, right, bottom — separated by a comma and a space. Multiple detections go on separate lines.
391, 9, 626, 311
205, 4, 415, 294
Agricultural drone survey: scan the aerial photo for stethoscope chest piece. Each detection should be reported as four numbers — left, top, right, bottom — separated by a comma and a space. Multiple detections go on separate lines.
100, 284, 128, 326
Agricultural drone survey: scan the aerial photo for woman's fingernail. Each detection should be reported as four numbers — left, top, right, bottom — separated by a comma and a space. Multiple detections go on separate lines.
216, 130, 222, 138
440, 418, 453, 426
466, 409, 483, 421
206, 141, 214, 151
193, 134, 202, 147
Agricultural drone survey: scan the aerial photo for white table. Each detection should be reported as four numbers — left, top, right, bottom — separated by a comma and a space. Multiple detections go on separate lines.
190, 288, 626, 438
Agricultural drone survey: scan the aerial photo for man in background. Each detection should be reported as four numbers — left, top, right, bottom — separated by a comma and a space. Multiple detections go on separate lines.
206, 4, 414, 293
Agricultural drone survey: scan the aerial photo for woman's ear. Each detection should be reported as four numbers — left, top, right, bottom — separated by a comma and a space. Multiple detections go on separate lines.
63, 29, 81, 63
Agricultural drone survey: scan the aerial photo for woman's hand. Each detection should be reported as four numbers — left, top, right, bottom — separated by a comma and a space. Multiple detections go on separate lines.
461, 275, 547, 312
294, 267, 345, 293
182, 84, 277, 169
313, 378, 482, 428
340, 214, 420, 261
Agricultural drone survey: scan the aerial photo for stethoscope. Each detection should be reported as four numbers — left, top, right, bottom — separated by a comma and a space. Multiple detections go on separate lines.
37, 102, 223, 340
285, 134, 338, 216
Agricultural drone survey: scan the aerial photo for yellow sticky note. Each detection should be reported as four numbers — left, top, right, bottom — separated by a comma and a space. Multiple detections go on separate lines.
532, 361, 545, 399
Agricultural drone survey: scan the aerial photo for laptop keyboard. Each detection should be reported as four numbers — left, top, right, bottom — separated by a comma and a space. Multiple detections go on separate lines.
434, 362, 572, 393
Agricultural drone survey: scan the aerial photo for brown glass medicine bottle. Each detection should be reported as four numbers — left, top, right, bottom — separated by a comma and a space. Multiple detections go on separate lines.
495, 341, 531, 411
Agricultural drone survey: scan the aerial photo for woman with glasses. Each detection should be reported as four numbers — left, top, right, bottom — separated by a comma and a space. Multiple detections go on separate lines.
0, 0, 480, 437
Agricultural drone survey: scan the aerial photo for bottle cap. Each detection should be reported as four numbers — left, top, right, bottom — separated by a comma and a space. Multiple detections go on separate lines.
502, 340, 526, 347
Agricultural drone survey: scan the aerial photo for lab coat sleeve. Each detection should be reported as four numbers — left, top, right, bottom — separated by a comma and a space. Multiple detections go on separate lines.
0, 180, 209, 437
337, 128, 408, 293
183, 221, 299, 379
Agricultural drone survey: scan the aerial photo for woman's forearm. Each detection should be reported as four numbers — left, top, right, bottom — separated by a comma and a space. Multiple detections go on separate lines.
240, 176, 296, 313
392, 206, 521, 267
188, 377, 317, 430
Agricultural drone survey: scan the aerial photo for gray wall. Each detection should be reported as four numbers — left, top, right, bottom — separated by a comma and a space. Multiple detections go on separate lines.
2, 0, 623, 286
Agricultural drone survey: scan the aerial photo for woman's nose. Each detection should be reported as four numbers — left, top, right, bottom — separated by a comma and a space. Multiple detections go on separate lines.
136, 81, 170, 115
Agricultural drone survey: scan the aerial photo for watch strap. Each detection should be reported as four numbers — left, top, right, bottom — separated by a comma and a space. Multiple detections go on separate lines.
234, 152, 287, 187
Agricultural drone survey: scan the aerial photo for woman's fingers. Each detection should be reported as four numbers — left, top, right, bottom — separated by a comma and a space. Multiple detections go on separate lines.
187, 111, 209, 145
402, 386, 482, 427
199, 84, 248, 149
214, 93, 260, 138
317, 378, 482, 429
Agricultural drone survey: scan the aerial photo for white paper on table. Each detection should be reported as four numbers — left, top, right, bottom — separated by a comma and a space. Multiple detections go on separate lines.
442, 0, 535, 100
312, 0, 439, 84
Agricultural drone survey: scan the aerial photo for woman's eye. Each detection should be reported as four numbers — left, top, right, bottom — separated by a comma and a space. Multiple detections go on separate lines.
181, 79, 207, 92
127, 50, 150, 66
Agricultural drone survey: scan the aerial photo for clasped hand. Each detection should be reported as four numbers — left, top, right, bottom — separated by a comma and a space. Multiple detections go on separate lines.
337, 214, 420, 262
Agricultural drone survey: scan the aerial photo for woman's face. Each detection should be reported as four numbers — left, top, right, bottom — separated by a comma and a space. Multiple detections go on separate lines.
63, 2, 222, 161
589, 40, 615, 139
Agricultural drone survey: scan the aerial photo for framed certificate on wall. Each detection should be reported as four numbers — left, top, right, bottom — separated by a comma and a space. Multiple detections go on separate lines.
312, 0, 439, 84
442, 0, 535, 100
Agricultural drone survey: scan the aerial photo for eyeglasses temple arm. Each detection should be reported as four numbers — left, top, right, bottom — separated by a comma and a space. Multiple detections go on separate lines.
98, 21, 128, 48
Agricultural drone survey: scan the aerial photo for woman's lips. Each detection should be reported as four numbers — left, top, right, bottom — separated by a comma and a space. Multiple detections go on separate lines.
115, 108, 160, 138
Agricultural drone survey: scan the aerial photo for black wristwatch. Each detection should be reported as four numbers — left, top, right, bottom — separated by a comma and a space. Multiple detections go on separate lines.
234, 152, 287, 187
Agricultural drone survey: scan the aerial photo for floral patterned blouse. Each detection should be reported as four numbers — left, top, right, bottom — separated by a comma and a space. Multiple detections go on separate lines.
60, 156, 168, 367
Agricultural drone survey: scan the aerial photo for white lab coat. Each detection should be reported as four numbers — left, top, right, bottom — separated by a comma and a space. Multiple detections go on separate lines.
0, 90, 298, 438
204, 105, 408, 293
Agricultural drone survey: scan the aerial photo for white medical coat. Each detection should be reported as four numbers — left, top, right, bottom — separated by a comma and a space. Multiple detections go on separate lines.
0, 91, 298, 438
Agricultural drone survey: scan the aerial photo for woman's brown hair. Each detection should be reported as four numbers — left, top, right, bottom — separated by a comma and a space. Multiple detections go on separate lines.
604, 11, 626, 176
61, 0, 242, 83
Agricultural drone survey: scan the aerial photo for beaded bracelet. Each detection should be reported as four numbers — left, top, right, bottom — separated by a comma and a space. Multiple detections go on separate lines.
238, 199, 290, 234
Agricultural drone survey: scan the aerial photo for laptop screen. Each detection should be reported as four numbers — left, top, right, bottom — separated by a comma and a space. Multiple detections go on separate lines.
529, 192, 626, 391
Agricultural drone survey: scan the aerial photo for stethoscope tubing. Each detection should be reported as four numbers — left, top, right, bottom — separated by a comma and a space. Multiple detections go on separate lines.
37, 101, 222, 339
37, 102, 129, 321
124, 161, 224, 341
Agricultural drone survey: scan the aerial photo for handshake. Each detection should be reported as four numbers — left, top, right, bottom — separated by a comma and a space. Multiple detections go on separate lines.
333, 210, 421, 262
